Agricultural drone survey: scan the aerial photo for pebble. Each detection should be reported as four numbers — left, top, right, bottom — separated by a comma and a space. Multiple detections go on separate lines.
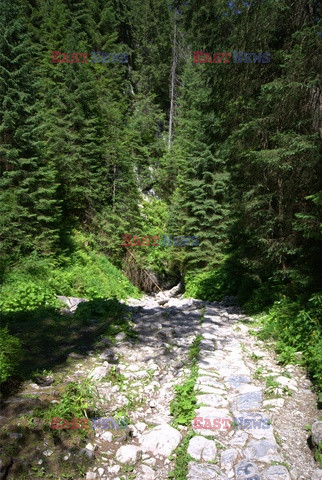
42, 449, 53, 456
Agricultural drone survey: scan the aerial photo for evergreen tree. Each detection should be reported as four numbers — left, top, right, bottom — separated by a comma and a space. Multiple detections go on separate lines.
183, 0, 321, 299
167, 62, 230, 269
0, 0, 60, 257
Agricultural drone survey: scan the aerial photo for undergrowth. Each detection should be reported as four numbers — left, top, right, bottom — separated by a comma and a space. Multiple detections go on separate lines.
0, 326, 23, 383
0, 230, 140, 314
34, 380, 102, 428
251, 293, 322, 400
184, 265, 235, 301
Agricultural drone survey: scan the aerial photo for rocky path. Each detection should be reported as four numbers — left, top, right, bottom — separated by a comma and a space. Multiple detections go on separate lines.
188, 302, 321, 480
1, 290, 321, 480
83, 292, 321, 480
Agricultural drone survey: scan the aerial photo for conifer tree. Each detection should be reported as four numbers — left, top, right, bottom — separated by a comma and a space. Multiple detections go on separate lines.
167, 62, 230, 269
0, 0, 60, 256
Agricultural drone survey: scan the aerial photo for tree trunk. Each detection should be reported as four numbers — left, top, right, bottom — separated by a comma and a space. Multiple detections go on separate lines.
168, 13, 177, 150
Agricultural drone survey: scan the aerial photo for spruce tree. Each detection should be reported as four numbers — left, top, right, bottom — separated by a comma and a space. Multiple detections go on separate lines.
0, 0, 60, 256
167, 62, 230, 270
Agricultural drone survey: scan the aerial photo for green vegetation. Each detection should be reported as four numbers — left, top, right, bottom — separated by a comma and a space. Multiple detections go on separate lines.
34, 380, 101, 426
0, 326, 23, 383
254, 294, 322, 397
103, 366, 127, 389
170, 334, 202, 426
0, 232, 140, 315
0, 0, 320, 400
170, 367, 198, 426
0, 297, 132, 385
250, 353, 262, 362
253, 367, 264, 381
168, 432, 195, 480
315, 441, 322, 464
184, 266, 236, 301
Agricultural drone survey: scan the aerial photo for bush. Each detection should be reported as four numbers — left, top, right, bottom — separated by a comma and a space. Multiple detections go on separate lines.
0, 232, 140, 313
0, 282, 57, 313
0, 326, 23, 383
257, 293, 322, 394
184, 265, 235, 301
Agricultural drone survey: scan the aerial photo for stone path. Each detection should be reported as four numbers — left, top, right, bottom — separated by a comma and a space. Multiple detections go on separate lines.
1, 288, 321, 479
84, 292, 321, 480
187, 303, 317, 480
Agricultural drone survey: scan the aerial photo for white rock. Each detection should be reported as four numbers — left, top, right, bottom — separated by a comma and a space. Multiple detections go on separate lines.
263, 398, 285, 408
115, 332, 126, 341
140, 464, 156, 478
89, 365, 110, 380
127, 364, 140, 372
29, 383, 40, 389
85, 442, 95, 451
98, 468, 105, 476
230, 431, 249, 446
311, 469, 322, 480
275, 376, 298, 391
43, 449, 53, 456
135, 422, 147, 433
312, 421, 322, 447
115, 445, 141, 465
129, 425, 138, 437
101, 432, 113, 442
262, 465, 290, 480
187, 436, 217, 461
86, 473, 97, 480
108, 465, 121, 474
221, 448, 238, 471
141, 424, 182, 457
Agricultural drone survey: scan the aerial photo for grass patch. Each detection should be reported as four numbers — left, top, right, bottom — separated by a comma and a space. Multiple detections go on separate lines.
103, 366, 126, 389
168, 431, 195, 480
170, 335, 202, 427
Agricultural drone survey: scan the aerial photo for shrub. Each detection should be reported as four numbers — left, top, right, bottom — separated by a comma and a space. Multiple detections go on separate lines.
184, 265, 235, 301
256, 293, 322, 394
0, 232, 140, 313
0, 282, 57, 313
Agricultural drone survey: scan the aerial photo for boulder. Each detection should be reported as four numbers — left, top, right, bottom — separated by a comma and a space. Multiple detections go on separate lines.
312, 421, 322, 447
187, 436, 217, 461
115, 445, 141, 465
141, 424, 181, 457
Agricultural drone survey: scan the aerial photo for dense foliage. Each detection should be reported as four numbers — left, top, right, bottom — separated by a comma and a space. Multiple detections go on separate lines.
0, 0, 321, 397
